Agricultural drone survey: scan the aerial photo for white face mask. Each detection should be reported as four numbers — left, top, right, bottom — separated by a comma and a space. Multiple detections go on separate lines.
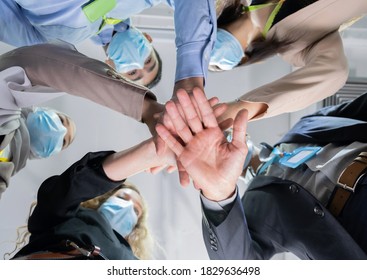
98, 196, 138, 238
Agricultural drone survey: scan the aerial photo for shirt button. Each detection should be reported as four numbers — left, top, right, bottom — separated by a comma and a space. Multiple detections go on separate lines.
313, 205, 325, 217
289, 184, 299, 194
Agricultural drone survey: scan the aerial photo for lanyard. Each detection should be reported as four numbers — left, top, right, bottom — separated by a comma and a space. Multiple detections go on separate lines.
256, 148, 288, 175
257, 145, 322, 174
0, 149, 9, 162
82, 0, 123, 33
242, 0, 285, 37
256, 147, 290, 175
97, 16, 123, 34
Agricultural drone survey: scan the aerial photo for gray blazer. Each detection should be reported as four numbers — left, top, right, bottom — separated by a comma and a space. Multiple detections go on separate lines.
202, 92, 367, 259
0, 43, 156, 121
202, 176, 367, 260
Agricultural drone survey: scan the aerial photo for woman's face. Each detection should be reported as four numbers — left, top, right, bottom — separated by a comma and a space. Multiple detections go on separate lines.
209, 28, 245, 71
56, 112, 76, 150
113, 188, 143, 219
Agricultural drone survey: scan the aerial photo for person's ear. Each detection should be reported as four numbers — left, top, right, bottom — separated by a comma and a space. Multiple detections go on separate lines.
143, 32, 153, 43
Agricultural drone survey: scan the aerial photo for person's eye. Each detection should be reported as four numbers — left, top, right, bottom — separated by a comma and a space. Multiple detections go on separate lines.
127, 70, 137, 76
59, 115, 65, 125
145, 57, 152, 64
117, 194, 130, 201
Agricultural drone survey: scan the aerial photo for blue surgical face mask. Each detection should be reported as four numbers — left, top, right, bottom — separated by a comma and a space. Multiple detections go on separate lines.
209, 28, 244, 71
98, 196, 138, 238
26, 108, 67, 159
107, 27, 153, 73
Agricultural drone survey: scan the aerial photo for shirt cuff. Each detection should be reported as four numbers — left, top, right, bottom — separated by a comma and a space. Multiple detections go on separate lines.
200, 187, 238, 226
175, 41, 208, 82
200, 187, 238, 212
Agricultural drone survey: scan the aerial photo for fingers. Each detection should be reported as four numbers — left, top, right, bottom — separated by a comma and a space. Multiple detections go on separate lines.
155, 124, 184, 157
231, 109, 248, 147
175, 89, 203, 134
155, 135, 166, 157
213, 103, 228, 119
149, 165, 167, 175
164, 89, 223, 142
166, 165, 177, 173
208, 96, 219, 108
191, 88, 218, 128
165, 100, 194, 143
149, 165, 177, 174
177, 161, 190, 187
176, 87, 218, 130
218, 118, 234, 131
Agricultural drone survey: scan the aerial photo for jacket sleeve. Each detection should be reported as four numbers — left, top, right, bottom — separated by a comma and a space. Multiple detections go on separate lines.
202, 194, 272, 260
304, 92, 367, 122
28, 151, 125, 234
0, 43, 157, 121
240, 31, 348, 120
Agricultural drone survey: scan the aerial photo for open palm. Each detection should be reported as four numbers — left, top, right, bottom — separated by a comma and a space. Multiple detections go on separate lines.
156, 88, 249, 201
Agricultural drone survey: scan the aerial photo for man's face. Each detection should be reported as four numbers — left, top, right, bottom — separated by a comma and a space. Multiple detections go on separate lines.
119, 49, 159, 87
106, 30, 160, 87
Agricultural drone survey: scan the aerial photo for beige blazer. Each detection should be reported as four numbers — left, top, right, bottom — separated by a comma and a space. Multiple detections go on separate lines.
0, 43, 156, 121
240, 0, 367, 119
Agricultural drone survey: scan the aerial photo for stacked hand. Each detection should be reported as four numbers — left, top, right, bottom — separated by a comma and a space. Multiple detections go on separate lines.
156, 87, 249, 201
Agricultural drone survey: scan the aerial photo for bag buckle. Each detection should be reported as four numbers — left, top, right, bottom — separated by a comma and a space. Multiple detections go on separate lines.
337, 152, 367, 192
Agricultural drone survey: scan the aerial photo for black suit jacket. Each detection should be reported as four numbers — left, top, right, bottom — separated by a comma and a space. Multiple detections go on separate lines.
13, 151, 136, 260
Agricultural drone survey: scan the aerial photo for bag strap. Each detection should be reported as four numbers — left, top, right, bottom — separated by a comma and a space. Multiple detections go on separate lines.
12, 240, 102, 260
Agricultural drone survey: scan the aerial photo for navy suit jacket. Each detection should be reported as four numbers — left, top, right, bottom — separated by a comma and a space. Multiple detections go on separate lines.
202, 92, 367, 260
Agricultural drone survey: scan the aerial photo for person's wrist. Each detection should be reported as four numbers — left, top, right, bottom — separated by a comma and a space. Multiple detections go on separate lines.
142, 97, 164, 124
237, 100, 268, 120
141, 138, 161, 165
174, 77, 204, 95
201, 184, 236, 202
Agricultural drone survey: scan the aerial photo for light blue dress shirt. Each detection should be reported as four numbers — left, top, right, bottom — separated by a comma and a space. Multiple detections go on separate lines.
173, 0, 216, 82
0, 0, 215, 83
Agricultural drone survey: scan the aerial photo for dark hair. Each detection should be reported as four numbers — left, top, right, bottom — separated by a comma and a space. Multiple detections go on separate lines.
145, 47, 162, 89
216, 0, 293, 67
217, 0, 244, 26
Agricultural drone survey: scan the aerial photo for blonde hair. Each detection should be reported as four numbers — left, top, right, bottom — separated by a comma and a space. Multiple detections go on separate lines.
8, 182, 153, 260
81, 182, 153, 259
4, 201, 36, 259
